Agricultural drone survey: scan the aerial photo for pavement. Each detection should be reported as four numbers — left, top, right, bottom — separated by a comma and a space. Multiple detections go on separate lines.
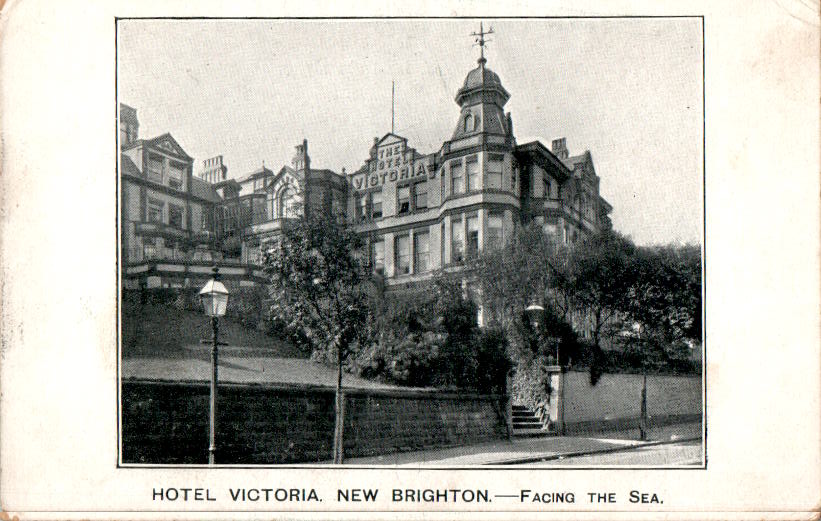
343, 422, 702, 466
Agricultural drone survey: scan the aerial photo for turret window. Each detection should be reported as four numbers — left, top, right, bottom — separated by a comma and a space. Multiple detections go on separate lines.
464, 113, 473, 132
486, 154, 503, 189
467, 158, 480, 191
451, 162, 465, 194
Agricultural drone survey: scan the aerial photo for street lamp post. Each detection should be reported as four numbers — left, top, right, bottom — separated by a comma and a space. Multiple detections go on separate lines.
637, 324, 648, 441
199, 266, 229, 465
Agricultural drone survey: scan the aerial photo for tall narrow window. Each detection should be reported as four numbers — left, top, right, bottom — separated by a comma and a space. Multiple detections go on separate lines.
168, 204, 183, 229
464, 113, 473, 132
440, 222, 445, 268
413, 183, 427, 210
441, 168, 445, 199
148, 155, 163, 183
544, 176, 552, 198
486, 154, 503, 189
168, 162, 184, 190
371, 190, 383, 219
451, 162, 464, 194
467, 215, 479, 258
451, 218, 464, 263
397, 186, 410, 215
147, 200, 163, 223
356, 193, 367, 221
371, 238, 385, 276
487, 213, 503, 250
414, 231, 430, 273
395, 235, 410, 275
467, 158, 480, 191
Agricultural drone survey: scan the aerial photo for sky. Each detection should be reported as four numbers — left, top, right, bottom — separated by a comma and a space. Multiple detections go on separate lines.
118, 18, 703, 246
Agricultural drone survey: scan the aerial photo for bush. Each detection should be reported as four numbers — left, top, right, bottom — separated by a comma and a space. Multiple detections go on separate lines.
352, 275, 512, 393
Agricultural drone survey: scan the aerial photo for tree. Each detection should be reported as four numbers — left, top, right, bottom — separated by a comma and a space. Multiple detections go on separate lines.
471, 222, 559, 330
262, 213, 371, 464
624, 243, 703, 367
561, 229, 637, 352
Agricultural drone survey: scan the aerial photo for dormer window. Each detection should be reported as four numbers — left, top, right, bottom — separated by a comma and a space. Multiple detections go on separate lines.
464, 113, 473, 132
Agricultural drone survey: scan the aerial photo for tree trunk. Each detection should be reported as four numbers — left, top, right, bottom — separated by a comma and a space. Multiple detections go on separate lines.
332, 344, 345, 464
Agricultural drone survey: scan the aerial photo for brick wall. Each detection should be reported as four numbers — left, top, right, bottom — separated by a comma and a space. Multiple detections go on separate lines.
121, 379, 508, 464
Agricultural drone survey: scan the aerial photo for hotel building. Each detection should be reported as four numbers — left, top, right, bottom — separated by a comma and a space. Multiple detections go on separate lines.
119, 49, 611, 295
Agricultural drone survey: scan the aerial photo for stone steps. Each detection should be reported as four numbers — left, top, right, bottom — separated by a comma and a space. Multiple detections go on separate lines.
512, 404, 553, 438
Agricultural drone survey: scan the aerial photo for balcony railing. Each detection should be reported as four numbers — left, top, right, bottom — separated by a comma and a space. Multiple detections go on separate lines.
135, 221, 189, 240
125, 247, 244, 265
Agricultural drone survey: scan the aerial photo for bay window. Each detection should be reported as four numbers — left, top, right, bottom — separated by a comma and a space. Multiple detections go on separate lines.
467, 158, 480, 191
451, 162, 464, 194
451, 218, 464, 263
486, 154, 503, 189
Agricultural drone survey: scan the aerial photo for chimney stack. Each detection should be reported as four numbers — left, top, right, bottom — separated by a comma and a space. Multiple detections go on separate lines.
199, 155, 227, 183
551, 138, 569, 159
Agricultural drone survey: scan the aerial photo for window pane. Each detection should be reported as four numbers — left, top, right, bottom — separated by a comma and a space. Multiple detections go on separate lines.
414, 232, 429, 273
451, 163, 464, 194
451, 219, 463, 262
487, 214, 503, 250
467, 216, 479, 258
371, 190, 383, 218
357, 194, 367, 220
487, 157, 503, 190
467, 160, 480, 191
168, 204, 183, 228
148, 201, 163, 223
148, 156, 163, 183
372, 239, 385, 275
397, 186, 410, 214
169, 164, 184, 189
413, 184, 427, 209
395, 235, 410, 275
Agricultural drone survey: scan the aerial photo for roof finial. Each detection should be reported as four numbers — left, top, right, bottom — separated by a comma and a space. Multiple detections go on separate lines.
471, 22, 494, 68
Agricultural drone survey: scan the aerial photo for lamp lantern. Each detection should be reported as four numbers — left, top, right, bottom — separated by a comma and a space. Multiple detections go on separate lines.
199, 274, 229, 317
525, 303, 545, 329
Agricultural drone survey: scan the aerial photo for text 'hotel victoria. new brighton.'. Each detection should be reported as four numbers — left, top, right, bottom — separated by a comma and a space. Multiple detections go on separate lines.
119, 34, 613, 300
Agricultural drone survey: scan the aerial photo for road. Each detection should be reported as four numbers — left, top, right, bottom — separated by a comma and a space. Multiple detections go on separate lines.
516, 440, 702, 466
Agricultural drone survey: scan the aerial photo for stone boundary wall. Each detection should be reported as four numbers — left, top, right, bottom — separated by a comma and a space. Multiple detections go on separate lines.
121, 379, 508, 464
561, 370, 702, 434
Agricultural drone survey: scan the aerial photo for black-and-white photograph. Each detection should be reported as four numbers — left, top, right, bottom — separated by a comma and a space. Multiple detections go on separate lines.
117, 17, 704, 467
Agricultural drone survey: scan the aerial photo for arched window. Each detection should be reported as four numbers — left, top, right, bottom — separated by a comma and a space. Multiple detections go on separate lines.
279, 186, 297, 218
464, 113, 473, 132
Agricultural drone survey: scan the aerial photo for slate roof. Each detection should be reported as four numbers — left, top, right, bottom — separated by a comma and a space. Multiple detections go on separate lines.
190, 177, 222, 202
121, 155, 142, 178
562, 152, 589, 171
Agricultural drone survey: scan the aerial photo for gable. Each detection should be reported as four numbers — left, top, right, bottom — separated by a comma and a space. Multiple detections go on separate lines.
147, 133, 192, 161
268, 166, 303, 192
376, 133, 407, 147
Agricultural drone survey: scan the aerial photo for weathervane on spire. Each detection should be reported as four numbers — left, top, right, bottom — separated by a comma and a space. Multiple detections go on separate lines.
471, 22, 494, 68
